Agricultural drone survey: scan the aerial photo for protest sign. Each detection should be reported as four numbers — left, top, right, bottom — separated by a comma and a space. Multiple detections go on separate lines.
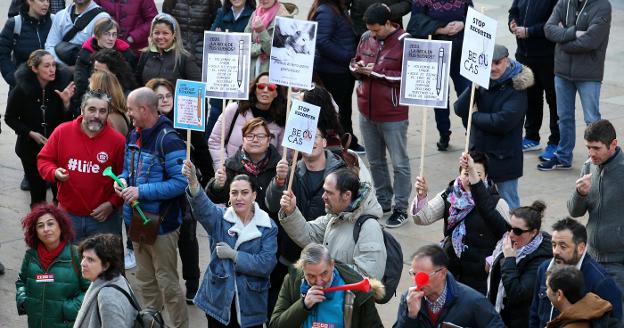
282, 99, 321, 154
173, 79, 206, 132
269, 17, 317, 89
202, 31, 251, 100
460, 7, 497, 89
400, 38, 452, 108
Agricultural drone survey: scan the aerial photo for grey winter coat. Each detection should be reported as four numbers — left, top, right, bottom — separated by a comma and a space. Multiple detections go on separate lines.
278, 182, 387, 280
544, 0, 611, 81
73, 276, 137, 328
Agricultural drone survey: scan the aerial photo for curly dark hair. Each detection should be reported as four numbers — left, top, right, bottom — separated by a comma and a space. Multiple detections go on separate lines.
302, 86, 344, 137
237, 72, 287, 126
78, 234, 123, 281
22, 204, 75, 249
91, 48, 138, 91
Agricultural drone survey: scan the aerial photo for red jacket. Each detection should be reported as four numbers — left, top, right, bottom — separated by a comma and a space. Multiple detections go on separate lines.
350, 25, 410, 122
37, 116, 126, 216
94, 0, 158, 53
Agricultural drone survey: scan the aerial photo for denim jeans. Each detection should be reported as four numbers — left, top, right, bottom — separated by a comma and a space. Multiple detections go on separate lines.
69, 209, 122, 244
554, 76, 602, 165
495, 179, 520, 210
359, 116, 412, 211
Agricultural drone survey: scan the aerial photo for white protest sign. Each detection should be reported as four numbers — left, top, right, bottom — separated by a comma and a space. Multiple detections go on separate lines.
400, 38, 453, 108
460, 7, 497, 89
269, 17, 317, 89
201, 31, 251, 100
281, 99, 321, 154
174, 79, 206, 132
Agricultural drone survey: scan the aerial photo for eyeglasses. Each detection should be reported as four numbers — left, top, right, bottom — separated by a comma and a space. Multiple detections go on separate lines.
509, 227, 532, 236
408, 267, 443, 277
244, 133, 269, 141
256, 83, 277, 91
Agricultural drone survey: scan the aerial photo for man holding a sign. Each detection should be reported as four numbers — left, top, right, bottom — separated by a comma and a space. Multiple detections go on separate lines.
455, 45, 533, 210
350, 3, 412, 228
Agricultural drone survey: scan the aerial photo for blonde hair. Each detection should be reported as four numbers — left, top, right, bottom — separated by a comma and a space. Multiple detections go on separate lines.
88, 71, 127, 115
27, 49, 52, 69
147, 14, 189, 71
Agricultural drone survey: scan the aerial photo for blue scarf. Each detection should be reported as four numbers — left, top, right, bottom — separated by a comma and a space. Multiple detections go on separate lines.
491, 59, 522, 87
301, 268, 345, 328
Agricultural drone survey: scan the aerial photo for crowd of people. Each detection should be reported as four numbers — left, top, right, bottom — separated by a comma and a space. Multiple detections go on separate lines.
0, 0, 620, 327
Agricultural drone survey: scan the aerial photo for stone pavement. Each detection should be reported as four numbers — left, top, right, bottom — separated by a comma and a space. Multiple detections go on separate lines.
0, 0, 623, 326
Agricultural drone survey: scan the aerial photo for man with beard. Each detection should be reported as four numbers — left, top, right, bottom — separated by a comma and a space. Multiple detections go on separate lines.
37, 90, 126, 243
528, 218, 622, 328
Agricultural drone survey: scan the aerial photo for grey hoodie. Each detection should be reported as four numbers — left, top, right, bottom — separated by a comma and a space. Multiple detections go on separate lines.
544, 0, 611, 81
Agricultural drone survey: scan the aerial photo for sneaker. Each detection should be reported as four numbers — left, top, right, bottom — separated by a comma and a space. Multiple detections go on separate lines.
124, 249, 136, 270
385, 209, 408, 228
537, 157, 572, 171
20, 175, 30, 191
538, 144, 557, 162
522, 138, 541, 152
437, 134, 450, 151
350, 143, 366, 154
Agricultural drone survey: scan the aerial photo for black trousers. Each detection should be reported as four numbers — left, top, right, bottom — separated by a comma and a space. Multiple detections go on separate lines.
207, 302, 263, 328
317, 70, 359, 145
516, 54, 559, 145
178, 208, 200, 286
21, 155, 56, 208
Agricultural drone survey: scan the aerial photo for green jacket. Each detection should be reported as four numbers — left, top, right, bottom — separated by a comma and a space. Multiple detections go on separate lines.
15, 243, 90, 328
269, 262, 383, 328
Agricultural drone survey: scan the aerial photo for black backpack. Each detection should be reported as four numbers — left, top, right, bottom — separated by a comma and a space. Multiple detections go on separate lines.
97, 283, 167, 328
353, 214, 403, 304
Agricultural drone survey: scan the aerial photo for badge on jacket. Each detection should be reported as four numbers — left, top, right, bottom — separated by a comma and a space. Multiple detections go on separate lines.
36, 274, 55, 282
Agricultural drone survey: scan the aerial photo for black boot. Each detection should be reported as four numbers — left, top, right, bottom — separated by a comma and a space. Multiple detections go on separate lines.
20, 175, 30, 191
437, 134, 450, 151
186, 279, 199, 305
0, 261, 5, 275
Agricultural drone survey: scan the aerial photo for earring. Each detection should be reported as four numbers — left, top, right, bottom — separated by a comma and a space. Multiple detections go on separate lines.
227, 200, 232, 207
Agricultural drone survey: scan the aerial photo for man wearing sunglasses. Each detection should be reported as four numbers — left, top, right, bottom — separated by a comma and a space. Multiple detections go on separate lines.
528, 217, 622, 328
37, 90, 126, 243
394, 244, 504, 327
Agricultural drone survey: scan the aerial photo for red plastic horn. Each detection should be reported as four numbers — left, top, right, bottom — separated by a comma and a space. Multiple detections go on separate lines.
321, 277, 370, 293
415, 272, 430, 291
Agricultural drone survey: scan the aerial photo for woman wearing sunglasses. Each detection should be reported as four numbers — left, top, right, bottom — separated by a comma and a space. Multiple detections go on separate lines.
410, 151, 510, 295
208, 72, 286, 171
486, 201, 552, 328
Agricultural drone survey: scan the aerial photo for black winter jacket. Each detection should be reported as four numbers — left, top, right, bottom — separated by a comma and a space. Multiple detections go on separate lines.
441, 179, 509, 295
4, 63, 73, 161
393, 272, 505, 328
455, 64, 534, 183
487, 232, 552, 328
136, 49, 201, 86
347, 0, 411, 37
311, 4, 357, 75
0, 6, 53, 87
508, 0, 558, 58
162, 0, 222, 66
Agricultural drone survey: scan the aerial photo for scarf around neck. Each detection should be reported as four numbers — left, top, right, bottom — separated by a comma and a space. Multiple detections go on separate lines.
37, 239, 67, 271
300, 267, 345, 328
252, 1, 280, 42
443, 178, 475, 258
240, 149, 270, 176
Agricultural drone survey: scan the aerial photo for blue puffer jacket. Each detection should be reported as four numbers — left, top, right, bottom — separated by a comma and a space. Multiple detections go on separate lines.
528, 253, 623, 328
188, 189, 278, 327
119, 115, 187, 234
311, 4, 357, 74
0, 6, 53, 87
210, 4, 254, 33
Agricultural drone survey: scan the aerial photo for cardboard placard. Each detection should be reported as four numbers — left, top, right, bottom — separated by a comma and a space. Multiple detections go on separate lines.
460, 7, 497, 89
173, 79, 206, 132
201, 31, 251, 100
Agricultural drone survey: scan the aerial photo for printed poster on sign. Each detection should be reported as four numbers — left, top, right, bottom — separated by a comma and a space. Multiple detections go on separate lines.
202, 31, 251, 100
460, 7, 497, 89
282, 99, 321, 154
174, 79, 206, 132
269, 17, 317, 89
399, 38, 452, 108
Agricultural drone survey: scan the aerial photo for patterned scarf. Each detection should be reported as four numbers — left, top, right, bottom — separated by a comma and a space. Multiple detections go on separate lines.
490, 232, 544, 312
240, 150, 270, 176
443, 178, 475, 258
251, 0, 280, 62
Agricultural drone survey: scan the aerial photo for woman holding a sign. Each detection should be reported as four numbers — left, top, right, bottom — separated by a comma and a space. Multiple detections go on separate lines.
244, 0, 296, 77
208, 72, 286, 171
135, 13, 201, 86
16, 204, 90, 328
182, 159, 278, 328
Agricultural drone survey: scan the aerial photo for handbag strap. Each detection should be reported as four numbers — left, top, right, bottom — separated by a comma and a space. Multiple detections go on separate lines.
62, 7, 105, 42
223, 109, 239, 147
96, 281, 141, 324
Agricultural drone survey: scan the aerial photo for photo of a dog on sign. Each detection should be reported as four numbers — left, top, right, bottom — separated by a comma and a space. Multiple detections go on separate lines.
270, 17, 317, 63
